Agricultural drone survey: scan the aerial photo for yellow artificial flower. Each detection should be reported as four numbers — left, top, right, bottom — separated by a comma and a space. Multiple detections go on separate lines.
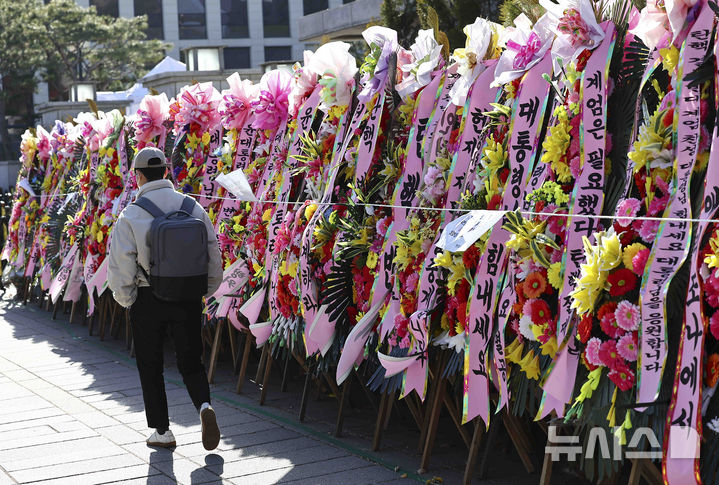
262, 208, 273, 223
548, 262, 562, 290
96, 231, 103, 243
659, 45, 679, 73
705, 232, 719, 269
505, 339, 524, 364
187, 133, 201, 150
598, 231, 622, 271
518, 351, 540, 380
540, 337, 557, 358
574, 367, 602, 404
304, 203, 318, 221
622, 242, 647, 271
433, 251, 453, 268
201, 131, 211, 146
366, 251, 379, 270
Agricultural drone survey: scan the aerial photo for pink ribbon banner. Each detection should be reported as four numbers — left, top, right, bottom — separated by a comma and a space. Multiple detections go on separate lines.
198, 128, 223, 208
539, 22, 616, 419
664, 7, 716, 484
638, 5, 713, 408
48, 243, 79, 304
463, 52, 552, 426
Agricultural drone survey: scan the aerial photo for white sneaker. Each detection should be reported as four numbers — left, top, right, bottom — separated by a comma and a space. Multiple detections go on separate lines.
200, 403, 220, 451
146, 429, 176, 448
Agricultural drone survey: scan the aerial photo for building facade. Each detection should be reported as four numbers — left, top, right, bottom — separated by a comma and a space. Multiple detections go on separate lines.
74, 0, 360, 70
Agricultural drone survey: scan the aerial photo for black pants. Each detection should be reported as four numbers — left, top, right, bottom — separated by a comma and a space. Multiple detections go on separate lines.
130, 287, 211, 430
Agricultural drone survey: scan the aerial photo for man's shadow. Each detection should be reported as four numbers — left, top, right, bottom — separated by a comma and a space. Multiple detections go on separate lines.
149, 449, 225, 484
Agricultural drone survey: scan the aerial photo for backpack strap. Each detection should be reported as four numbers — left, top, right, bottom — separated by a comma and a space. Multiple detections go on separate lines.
133, 197, 164, 218
180, 196, 196, 215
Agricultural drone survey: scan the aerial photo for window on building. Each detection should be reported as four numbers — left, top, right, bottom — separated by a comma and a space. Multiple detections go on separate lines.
178, 0, 207, 40
224, 47, 251, 69
134, 0, 164, 39
221, 0, 249, 38
264, 46, 292, 62
90, 0, 118, 17
262, 0, 290, 38
303, 0, 328, 15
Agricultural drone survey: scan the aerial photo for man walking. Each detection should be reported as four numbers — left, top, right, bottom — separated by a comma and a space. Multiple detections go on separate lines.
108, 147, 223, 450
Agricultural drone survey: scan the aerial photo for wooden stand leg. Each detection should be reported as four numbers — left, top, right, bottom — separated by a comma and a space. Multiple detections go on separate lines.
87, 302, 96, 336
280, 354, 290, 392
259, 350, 273, 405
462, 419, 485, 485
443, 389, 472, 448
419, 376, 447, 473
38, 290, 44, 308
235, 331, 253, 394
372, 392, 390, 451
69, 301, 78, 325
52, 300, 60, 320
299, 366, 312, 422
255, 345, 268, 383
502, 412, 535, 473
22, 277, 29, 305
628, 458, 662, 485
227, 323, 238, 369
539, 450, 553, 485
334, 380, 350, 437
99, 296, 110, 341
207, 319, 225, 384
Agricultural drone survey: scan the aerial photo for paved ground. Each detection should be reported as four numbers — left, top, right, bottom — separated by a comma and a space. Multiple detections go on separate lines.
0, 293, 550, 485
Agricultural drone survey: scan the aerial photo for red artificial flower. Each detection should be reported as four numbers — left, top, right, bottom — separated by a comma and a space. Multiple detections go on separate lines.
528, 299, 552, 325
597, 302, 617, 321
608, 361, 635, 391
487, 193, 502, 210
462, 244, 480, 270
607, 268, 638, 297
600, 311, 625, 339
598, 339, 624, 370
524, 271, 547, 299
705, 353, 719, 388
578, 314, 593, 343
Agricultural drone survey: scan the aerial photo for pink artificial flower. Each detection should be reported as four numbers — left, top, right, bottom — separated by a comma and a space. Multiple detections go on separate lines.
711, 312, 719, 340
569, 155, 581, 179
36, 126, 52, 161
615, 300, 640, 331
177, 82, 222, 131
586, 337, 603, 366
134, 93, 170, 144
598, 339, 624, 370
632, 248, 650, 276
617, 332, 638, 362
406, 272, 419, 291
376, 216, 391, 238
251, 69, 292, 130
219, 72, 259, 131
639, 219, 660, 243
600, 311, 625, 339
648, 194, 669, 216
616, 198, 641, 227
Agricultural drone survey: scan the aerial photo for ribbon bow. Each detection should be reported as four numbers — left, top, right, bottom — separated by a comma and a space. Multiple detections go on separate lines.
507, 31, 542, 70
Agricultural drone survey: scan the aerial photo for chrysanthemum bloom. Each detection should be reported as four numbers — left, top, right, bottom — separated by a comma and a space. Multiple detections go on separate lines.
608, 361, 635, 391
523, 271, 547, 299
585, 337, 603, 367
617, 332, 638, 362
615, 300, 640, 331
615, 198, 640, 227
598, 339, 624, 370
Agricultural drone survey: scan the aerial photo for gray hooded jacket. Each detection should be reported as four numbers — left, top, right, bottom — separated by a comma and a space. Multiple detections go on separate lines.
108, 179, 223, 308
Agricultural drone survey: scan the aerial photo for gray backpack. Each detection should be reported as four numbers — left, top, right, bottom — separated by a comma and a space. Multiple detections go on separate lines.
133, 196, 209, 301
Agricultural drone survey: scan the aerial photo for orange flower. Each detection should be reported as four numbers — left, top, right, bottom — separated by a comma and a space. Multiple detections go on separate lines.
706, 353, 719, 388
524, 271, 547, 299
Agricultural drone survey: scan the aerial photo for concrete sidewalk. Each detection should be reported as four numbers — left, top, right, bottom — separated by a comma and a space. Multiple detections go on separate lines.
0, 298, 413, 485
